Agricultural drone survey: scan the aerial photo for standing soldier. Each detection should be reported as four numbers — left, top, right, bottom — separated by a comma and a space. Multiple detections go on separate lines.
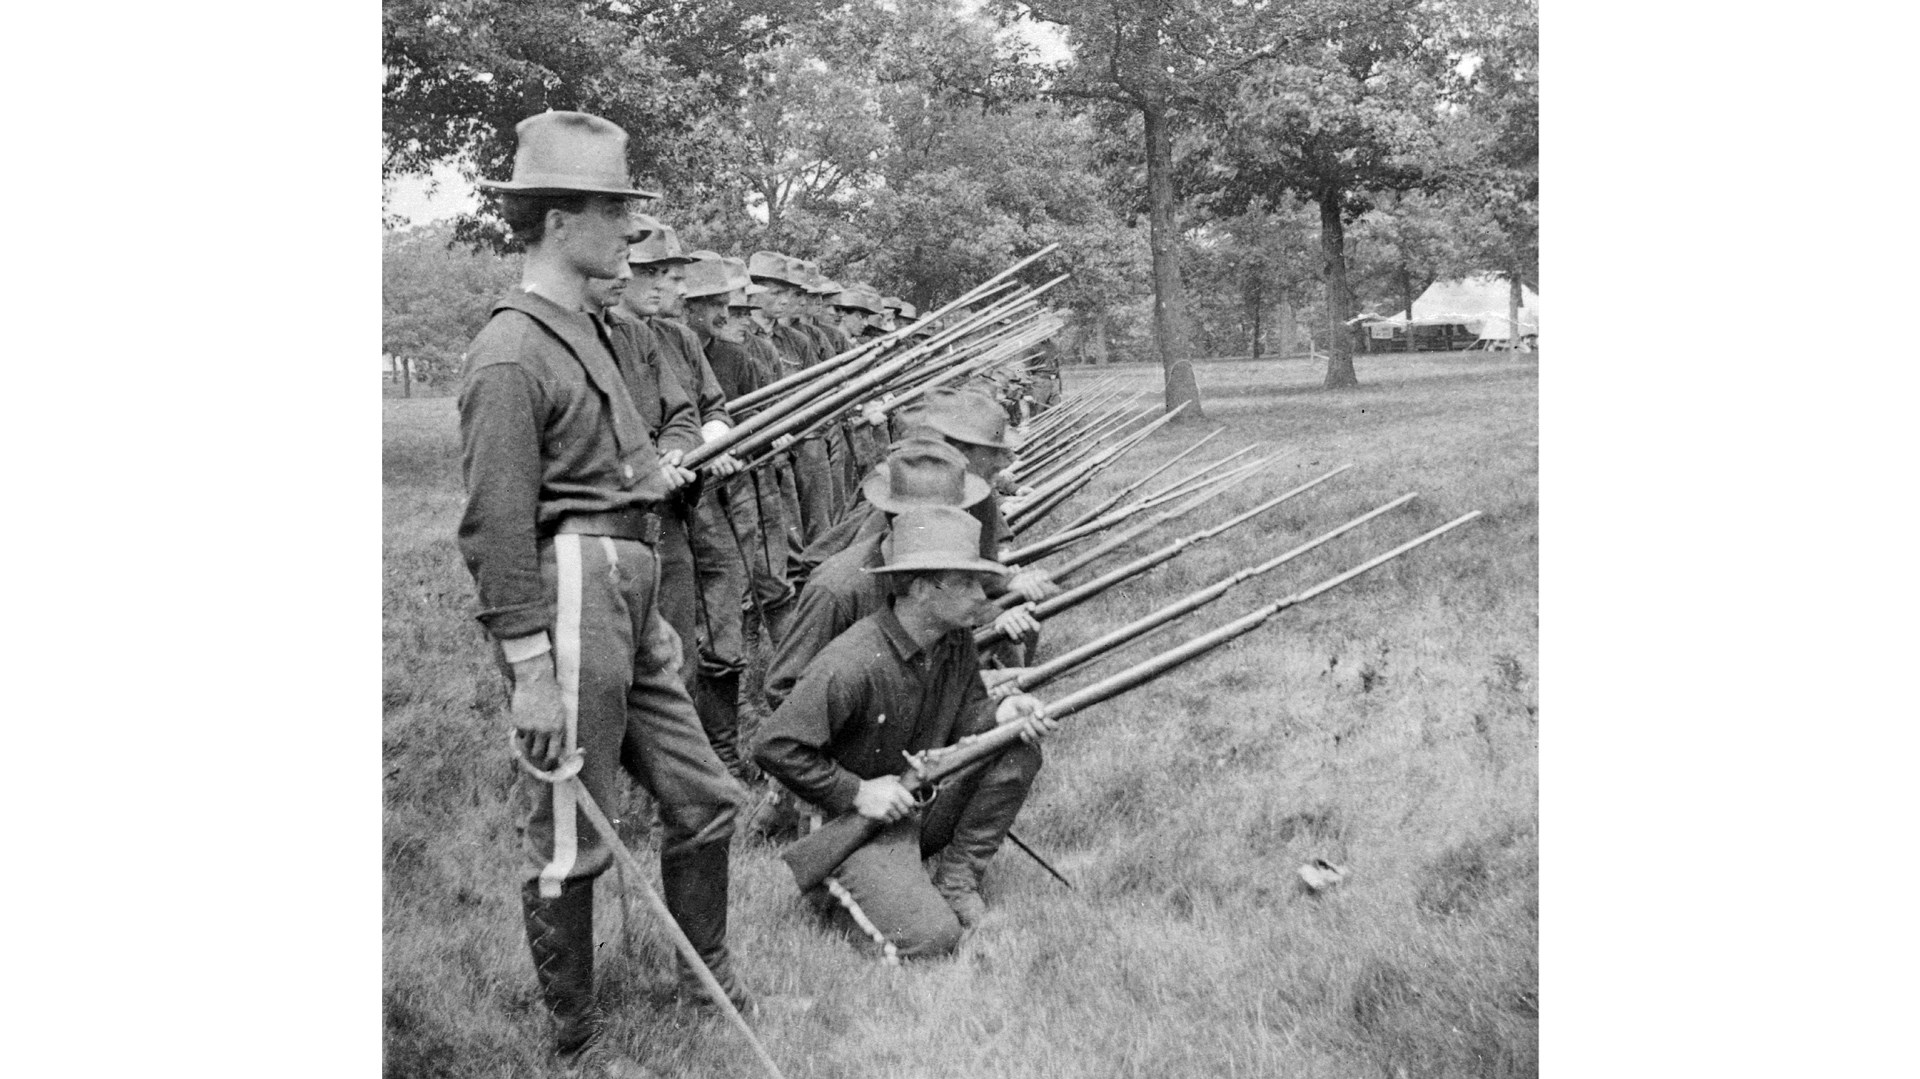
754, 506, 1057, 957
609, 225, 760, 784
748, 251, 835, 543
740, 284, 808, 579
796, 265, 858, 514
456, 111, 749, 1076
676, 252, 804, 776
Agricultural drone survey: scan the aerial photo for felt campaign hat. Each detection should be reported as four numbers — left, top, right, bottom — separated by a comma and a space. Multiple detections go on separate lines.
868, 506, 1008, 577
681, 255, 755, 301
831, 285, 885, 314
919, 387, 1021, 451
477, 111, 662, 199
628, 221, 694, 265
860, 437, 990, 513
747, 251, 809, 288
626, 213, 661, 245
880, 296, 906, 314
684, 252, 767, 300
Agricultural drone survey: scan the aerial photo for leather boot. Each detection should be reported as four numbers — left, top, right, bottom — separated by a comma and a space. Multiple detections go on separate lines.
521, 877, 600, 1058
661, 838, 750, 1011
928, 741, 1043, 926
692, 671, 757, 783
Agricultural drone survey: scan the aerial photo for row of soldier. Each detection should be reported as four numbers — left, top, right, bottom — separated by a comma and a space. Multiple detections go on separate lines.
455, 111, 1077, 1077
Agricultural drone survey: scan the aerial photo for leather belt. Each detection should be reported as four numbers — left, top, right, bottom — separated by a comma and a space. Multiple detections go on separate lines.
547, 507, 663, 545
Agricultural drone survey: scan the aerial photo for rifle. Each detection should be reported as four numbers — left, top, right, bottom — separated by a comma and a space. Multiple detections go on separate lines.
1049, 427, 1227, 535
1000, 446, 1284, 569
977, 462, 1353, 645
999, 493, 1418, 694
779, 509, 1484, 891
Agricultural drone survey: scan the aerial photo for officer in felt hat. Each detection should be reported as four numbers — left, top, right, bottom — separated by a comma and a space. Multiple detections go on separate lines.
456, 111, 752, 1077
755, 505, 1056, 957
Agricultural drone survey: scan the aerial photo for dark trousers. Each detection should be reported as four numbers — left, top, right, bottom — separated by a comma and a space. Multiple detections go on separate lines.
805, 741, 1042, 960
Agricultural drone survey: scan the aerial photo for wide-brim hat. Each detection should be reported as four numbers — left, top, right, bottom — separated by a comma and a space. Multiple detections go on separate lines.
831, 285, 885, 315
747, 251, 809, 289
683, 254, 759, 301
478, 111, 662, 199
920, 387, 1021, 450
867, 506, 1008, 577
628, 221, 693, 265
860, 437, 990, 513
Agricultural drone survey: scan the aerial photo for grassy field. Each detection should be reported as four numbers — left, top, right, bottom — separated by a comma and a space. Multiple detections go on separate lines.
384, 351, 1538, 1078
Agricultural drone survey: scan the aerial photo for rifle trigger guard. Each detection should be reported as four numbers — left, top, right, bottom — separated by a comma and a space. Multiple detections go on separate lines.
901, 751, 939, 807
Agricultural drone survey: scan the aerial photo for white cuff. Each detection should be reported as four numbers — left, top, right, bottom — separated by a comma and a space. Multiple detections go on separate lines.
500, 632, 553, 664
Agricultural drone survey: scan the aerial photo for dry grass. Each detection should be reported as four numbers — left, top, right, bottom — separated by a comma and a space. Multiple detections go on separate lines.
384, 351, 1538, 1078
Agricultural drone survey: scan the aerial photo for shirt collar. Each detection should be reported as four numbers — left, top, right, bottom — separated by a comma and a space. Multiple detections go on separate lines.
873, 605, 927, 662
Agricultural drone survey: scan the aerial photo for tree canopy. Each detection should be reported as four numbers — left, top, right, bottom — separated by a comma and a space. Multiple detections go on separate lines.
383, 0, 1537, 394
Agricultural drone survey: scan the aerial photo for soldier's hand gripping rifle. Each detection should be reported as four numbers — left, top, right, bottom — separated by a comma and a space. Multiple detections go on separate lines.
779, 509, 1484, 892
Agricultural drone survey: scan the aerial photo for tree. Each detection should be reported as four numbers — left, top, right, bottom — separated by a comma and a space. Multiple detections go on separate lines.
1446, 0, 1539, 346
1199, 0, 1453, 387
382, 221, 520, 386
383, 0, 828, 248
992, 0, 1290, 418
1348, 188, 1499, 325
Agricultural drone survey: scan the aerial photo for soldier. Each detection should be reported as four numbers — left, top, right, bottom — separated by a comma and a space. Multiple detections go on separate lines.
739, 283, 809, 578
747, 252, 836, 544
762, 438, 992, 710
796, 266, 860, 515
455, 111, 748, 1077
677, 253, 804, 774
606, 224, 761, 786
900, 388, 1058, 665
753, 506, 1057, 956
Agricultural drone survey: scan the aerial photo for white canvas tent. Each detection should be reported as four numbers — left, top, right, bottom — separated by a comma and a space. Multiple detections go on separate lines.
1373, 275, 1539, 346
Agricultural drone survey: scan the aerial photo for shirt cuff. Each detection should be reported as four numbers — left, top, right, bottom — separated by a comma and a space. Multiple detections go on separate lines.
700, 419, 732, 443
500, 632, 553, 664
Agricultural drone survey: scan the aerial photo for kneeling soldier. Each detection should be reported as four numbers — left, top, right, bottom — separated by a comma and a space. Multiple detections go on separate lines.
753, 507, 1056, 959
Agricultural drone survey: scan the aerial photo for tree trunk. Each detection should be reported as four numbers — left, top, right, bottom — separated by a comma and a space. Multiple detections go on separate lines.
1276, 295, 1295, 358
1250, 278, 1263, 359
1319, 191, 1359, 387
1142, 104, 1206, 418
1398, 264, 1415, 354
1508, 272, 1523, 354
401, 355, 413, 398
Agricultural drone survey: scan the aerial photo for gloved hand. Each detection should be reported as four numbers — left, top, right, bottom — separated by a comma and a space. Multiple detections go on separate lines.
508, 652, 566, 768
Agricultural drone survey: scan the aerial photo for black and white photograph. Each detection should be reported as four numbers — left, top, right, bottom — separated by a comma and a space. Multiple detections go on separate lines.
380, 1, 1537, 1075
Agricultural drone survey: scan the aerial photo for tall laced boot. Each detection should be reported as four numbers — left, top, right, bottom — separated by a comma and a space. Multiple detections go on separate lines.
661, 839, 751, 1014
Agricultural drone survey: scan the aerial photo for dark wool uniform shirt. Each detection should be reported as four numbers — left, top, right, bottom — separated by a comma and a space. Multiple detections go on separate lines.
456, 290, 701, 640
756, 605, 996, 816
744, 329, 787, 385
764, 530, 889, 709
645, 315, 735, 427
701, 335, 765, 402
